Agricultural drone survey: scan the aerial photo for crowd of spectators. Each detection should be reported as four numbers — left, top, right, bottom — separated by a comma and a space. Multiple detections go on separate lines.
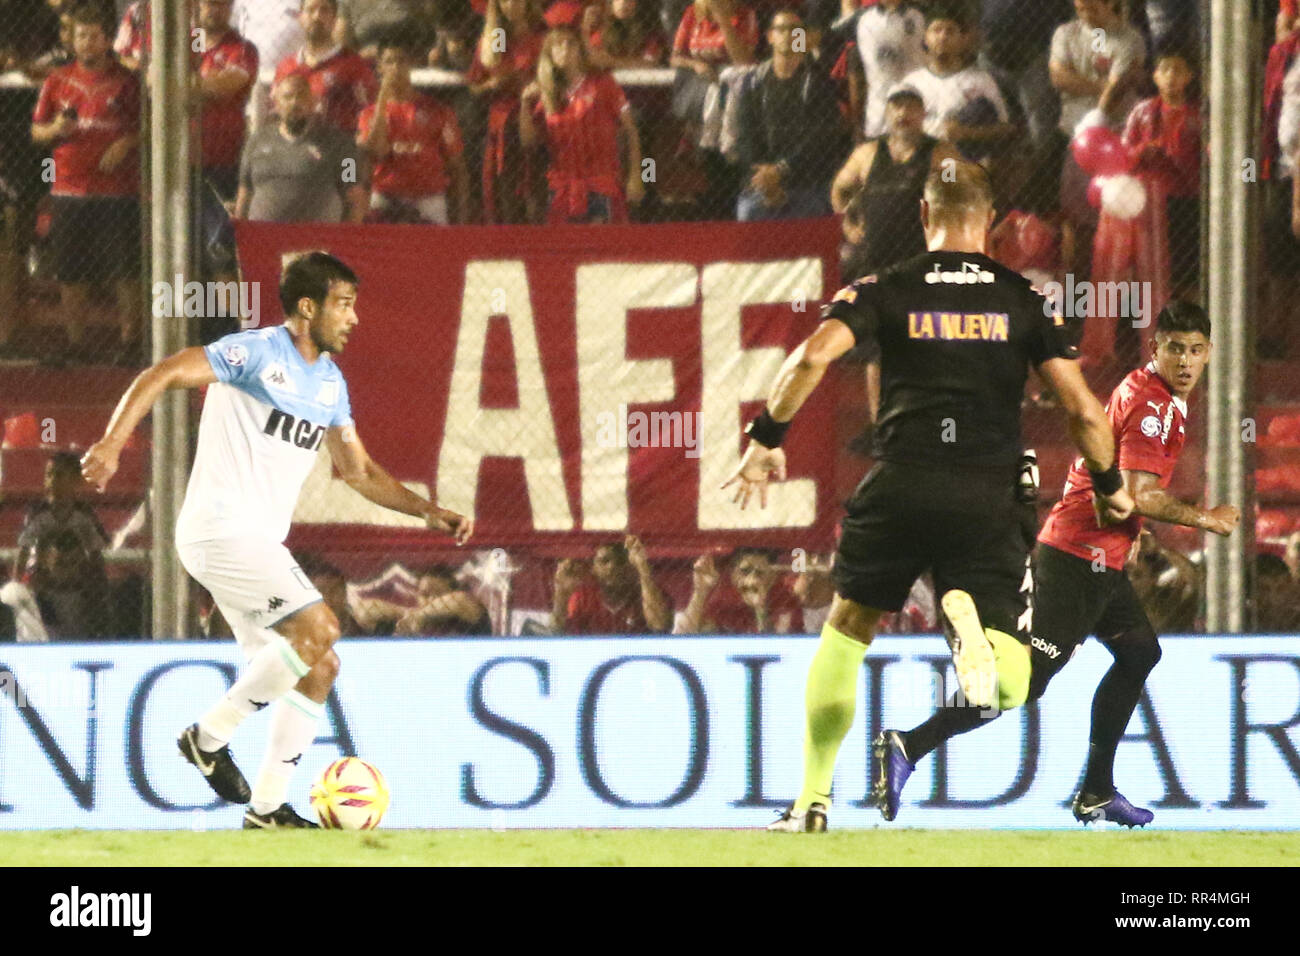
0, 0, 1233, 365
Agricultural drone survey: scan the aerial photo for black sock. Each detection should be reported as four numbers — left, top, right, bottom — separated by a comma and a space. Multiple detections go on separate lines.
1081, 659, 1149, 798
901, 695, 994, 763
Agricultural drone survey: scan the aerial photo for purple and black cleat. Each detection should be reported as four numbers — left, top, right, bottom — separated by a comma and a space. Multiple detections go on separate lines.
1071, 790, 1154, 828
871, 730, 915, 822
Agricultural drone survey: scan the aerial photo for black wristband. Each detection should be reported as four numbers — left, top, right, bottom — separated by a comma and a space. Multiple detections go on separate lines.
744, 408, 791, 449
1089, 462, 1123, 496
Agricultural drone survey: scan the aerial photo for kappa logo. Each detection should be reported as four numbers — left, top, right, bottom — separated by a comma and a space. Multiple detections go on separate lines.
267, 596, 286, 612
925, 261, 995, 285
260, 362, 295, 392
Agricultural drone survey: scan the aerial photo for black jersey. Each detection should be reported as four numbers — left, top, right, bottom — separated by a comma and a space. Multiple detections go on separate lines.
824, 250, 1077, 471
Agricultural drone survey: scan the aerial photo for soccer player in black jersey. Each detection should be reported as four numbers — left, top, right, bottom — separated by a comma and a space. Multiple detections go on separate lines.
723, 162, 1135, 832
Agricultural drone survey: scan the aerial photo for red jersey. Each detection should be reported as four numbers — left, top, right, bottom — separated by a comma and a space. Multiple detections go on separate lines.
672, 4, 759, 64
565, 582, 649, 634
33, 60, 141, 197
358, 93, 464, 197
537, 71, 628, 206
1123, 97, 1201, 199
198, 30, 260, 170
114, 0, 149, 63
705, 579, 804, 634
1039, 364, 1188, 570
275, 47, 377, 134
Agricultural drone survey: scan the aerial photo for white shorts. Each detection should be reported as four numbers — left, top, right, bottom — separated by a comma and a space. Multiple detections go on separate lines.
177, 538, 322, 660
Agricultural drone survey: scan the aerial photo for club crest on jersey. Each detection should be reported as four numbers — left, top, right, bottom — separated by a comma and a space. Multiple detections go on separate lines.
260, 362, 296, 393
264, 408, 326, 450
222, 343, 248, 366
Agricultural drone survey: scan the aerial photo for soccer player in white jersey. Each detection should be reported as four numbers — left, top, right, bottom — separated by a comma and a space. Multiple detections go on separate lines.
82, 251, 472, 829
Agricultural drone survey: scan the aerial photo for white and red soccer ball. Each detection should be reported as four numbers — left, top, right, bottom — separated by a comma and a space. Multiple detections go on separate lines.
309, 757, 391, 830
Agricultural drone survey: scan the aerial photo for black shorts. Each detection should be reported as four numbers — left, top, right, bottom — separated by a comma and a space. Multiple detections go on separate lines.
1027, 542, 1155, 696
832, 460, 1034, 637
48, 195, 141, 284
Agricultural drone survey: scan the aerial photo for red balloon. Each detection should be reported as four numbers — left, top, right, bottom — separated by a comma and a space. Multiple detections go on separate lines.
1086, 177, 1104, 209
1071, 126, 1134, 177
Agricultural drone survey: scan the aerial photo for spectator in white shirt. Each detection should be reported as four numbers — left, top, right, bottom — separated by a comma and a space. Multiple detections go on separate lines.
850, 0, 925, 141
898, 7, 1016, 163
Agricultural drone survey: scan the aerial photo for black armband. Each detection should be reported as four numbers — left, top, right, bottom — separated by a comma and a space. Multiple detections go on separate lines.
744, 408, 791, 449
1089, 462, 1123, 496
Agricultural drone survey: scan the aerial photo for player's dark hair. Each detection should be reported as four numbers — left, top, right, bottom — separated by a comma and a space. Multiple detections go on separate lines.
48, 450, 82, 478
732, 547, 777, 567
1155, 300, 1211, 338
925, 1, 971, 30
924, 161, 993, 223
301, 0, 340, 12
1153, 45, 1196, 71
279, 251, 359, 318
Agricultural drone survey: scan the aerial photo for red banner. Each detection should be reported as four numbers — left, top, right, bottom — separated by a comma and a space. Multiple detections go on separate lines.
234, 219, 844, 556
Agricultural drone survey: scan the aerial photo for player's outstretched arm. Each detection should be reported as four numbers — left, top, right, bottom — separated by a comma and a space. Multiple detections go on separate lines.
324, 425, 473, 545
1036, 356, 1135, 524
1124, 470, 1240, 536
722, 319, 856, 509
82, 347, 219, 492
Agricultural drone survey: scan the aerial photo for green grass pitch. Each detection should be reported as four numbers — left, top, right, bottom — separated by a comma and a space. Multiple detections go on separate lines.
5, 829, 1297, 866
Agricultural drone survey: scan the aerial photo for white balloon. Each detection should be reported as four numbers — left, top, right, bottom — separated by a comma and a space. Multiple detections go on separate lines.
1100, 174, 1147, 220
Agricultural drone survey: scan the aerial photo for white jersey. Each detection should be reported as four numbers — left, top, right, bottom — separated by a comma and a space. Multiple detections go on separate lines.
856, 4, 926, 138
176, 326, 353, 547
899, 64, 1010, 141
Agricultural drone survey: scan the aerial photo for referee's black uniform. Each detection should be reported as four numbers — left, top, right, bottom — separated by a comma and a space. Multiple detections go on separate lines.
823, 249, 1077, 639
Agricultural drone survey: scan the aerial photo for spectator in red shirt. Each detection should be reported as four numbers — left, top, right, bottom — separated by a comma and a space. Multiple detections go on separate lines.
670, 0, 756, 75
196, 0, 261, 199
468, 0, 546, 222
113, 0, 148, 71
582, 0, 666, 69
358, 39, 470, 223
678, 548, 803, 633
519, 26, 643, 222
551, 536, 671, 634
30, 6, 142, 364
274, 0, 378, 135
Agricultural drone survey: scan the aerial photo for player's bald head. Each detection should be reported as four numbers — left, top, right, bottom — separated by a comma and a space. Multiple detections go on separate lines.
922, 161, 994, 227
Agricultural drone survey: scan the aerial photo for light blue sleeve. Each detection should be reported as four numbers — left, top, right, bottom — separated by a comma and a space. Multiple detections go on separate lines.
332, 373, 354, 428
204, 329, 270, 385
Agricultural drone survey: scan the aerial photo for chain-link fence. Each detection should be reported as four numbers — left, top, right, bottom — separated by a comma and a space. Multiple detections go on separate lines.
0, 0, 1293, 642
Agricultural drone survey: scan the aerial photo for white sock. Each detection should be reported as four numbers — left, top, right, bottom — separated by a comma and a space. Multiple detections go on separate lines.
196, 637, 310, 751
249, 690, 325, 816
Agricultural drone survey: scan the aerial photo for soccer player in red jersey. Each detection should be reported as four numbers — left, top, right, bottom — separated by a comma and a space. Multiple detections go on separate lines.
31, 5, 142, 362
274, 0, 377, 135
358, 40, 469, 224
876, 301, 1241, 827
519, 26, 643, 223
551, 536, 670, 634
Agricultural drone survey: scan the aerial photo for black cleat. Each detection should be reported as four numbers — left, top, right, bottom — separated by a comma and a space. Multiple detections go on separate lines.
766, 803, 829, 833
243, 803, 320, 830
178, 723, 251, 804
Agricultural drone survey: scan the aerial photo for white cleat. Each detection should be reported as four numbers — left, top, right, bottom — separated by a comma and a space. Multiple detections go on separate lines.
766, 803, 828, 833
940, 590, 998, 709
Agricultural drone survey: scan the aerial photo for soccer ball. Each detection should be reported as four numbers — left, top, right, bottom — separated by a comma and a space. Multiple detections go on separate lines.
309, 758, 391, 830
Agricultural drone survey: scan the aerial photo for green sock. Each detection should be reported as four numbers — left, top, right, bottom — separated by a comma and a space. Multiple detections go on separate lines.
794, 624, 869, 811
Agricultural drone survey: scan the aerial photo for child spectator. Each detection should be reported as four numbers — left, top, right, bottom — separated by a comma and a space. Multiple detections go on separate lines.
677, 548, 803, 634
468, 0, 546, 222
850, 0, 924, 141
358, 39, 470, 223
520, 25, 644, 222
552, 536, 670, 634
30, 5, 142, 363
898, 6, 1015, 164
1087, 48, 1200, 359
13, 451, 109, 583
274, 0, 378, 135
582, 0, 666, 69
